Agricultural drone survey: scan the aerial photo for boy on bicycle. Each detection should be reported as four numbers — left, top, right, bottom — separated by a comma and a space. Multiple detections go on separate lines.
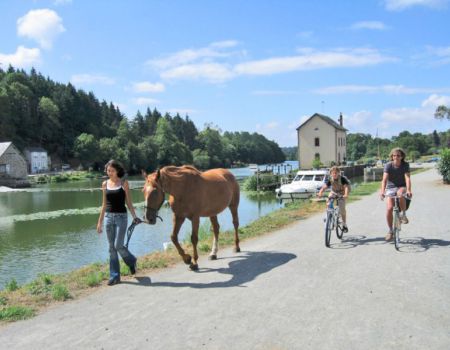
380, 147, 412, 241
317, 166, 350, 233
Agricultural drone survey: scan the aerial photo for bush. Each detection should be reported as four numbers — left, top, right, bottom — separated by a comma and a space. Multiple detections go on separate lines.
0, 306, 35, 321
5, 278, 19, 292
52, 284, 71, 301
437, 148, 450, 184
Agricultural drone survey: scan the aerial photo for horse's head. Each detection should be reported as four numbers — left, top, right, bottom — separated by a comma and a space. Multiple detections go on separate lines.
142, 169, 165, 225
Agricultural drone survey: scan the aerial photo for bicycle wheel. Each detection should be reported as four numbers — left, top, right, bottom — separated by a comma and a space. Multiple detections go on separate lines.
325, 211, 333, 247
335, 212, 344, 239
393, 211, 401, 250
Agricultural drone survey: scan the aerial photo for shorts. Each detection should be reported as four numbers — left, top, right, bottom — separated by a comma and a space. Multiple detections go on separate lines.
384, 187, 403, 197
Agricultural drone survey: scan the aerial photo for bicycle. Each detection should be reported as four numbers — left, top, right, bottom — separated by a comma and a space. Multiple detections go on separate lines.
323, 192, 345, 247
390, 193, 411, 251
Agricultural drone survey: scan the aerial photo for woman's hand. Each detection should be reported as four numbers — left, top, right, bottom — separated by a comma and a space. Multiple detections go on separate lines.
96, 222, 103, 234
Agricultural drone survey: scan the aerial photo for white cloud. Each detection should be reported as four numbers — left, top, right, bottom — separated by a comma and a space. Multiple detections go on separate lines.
71, 74, 115, 85
161, 62, 235, 83
379, 94, 450, 136
0, 46, 41, 68
314, 84, 450, 95
351, 21, 388, 30
421, 94, 450, 107
342, 111, 374, 133
149, 43, 395, 83
148, 40, 240, 70
384, 0, 449, 11
132, 81, 165, 93
17, 9, 65, 49
424, 45, 450, 65
234, 48, 396, 76
133, 97, 160, 106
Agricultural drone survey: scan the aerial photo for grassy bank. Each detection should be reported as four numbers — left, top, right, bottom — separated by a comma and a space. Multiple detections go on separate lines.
0, 180, 383, 324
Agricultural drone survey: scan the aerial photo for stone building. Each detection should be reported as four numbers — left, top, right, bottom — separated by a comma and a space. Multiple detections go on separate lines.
0, 142, 30, 187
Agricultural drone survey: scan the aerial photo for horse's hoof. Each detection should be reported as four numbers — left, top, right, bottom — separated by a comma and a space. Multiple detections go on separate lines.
209, 254, 217, 260
183, 255, 192, 265
234, 247, 241, 253
189, 263, 199, 271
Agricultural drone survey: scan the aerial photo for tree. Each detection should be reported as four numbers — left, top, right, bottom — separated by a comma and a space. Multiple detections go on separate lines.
435, 105, 450, 120
37, 96, 60, 146
73, 133, 99, 168
154, 118, 192, 166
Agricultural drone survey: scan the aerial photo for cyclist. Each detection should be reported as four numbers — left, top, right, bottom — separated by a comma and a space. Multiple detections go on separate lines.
380, 147, 412, 241
317, 166, 350, 233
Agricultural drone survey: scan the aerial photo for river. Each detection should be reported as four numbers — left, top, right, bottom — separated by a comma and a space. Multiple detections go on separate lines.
0, 161, 298, 290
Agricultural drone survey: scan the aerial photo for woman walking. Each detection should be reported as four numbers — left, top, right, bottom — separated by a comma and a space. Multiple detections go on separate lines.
97, 160, 139, 285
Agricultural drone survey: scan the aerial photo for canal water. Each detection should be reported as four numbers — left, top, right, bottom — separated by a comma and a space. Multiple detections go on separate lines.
0, 162, 298, 290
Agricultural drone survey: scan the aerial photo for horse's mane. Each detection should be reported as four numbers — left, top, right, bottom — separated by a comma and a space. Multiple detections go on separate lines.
160, 165, 202, 180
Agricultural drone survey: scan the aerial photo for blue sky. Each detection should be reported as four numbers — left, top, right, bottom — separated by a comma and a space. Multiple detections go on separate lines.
1, 0, 450, 146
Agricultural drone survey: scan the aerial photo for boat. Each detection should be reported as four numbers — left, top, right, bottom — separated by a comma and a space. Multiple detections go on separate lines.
275, 169, 328, 199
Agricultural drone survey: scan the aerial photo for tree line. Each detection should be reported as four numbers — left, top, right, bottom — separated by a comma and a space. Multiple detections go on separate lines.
281, 129, 450, 164
0, 66, 285, 173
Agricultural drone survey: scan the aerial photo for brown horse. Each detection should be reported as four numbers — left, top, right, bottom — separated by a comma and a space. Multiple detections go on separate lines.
143, 165, 240, 270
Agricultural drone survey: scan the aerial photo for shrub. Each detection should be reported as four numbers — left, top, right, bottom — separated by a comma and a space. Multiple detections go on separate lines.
0, 306, 35, 321
52, 284, 71, 301
437, 148, 450, 184
5, 279, 18, 292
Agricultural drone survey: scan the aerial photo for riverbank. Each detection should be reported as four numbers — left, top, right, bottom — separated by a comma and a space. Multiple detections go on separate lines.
0, 180, 381, 324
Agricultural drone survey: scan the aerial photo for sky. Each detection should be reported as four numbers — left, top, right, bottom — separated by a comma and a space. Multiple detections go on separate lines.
1, 0, 450, 147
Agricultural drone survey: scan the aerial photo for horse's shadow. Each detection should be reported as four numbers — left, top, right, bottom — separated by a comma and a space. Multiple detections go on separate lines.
141, 251, 296, 289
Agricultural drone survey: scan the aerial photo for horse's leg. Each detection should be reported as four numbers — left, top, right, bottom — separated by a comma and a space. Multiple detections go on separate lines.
171, 215, 191, 265
209, 215, 220, 260
190, 216, 200, 271
229, 205, 240, 253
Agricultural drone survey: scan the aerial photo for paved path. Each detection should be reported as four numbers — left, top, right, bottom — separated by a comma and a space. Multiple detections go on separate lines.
1, 168, 449, 350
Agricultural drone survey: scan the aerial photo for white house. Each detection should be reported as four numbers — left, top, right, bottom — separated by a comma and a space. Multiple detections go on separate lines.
297, 113, 347, 169
24, 147, 49, 174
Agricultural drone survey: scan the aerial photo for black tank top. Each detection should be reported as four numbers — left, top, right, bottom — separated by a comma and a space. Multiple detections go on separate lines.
105, 182, 127, 213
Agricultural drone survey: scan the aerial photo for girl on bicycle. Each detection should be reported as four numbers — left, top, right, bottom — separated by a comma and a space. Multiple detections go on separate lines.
317, 166, 350, 233
380, 147, 412, 241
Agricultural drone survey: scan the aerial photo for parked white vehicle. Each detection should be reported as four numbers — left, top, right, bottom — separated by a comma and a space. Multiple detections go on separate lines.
275, 169, 328, 199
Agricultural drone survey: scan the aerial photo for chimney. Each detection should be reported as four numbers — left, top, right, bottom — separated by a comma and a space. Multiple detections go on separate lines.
339, 112, 343, 127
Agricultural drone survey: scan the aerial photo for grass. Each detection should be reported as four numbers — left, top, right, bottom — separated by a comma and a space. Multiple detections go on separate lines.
0, 180, 382, 325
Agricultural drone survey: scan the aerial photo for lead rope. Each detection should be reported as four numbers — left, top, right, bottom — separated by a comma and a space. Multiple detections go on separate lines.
125, 219, 142, 249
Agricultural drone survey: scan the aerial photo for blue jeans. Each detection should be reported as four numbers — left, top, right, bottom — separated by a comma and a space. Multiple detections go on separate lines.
105, 212, 136, 280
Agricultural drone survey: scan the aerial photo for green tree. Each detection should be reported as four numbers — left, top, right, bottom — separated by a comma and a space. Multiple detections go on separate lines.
154, 118, 192, 166
37, 96, 60, 146
73, 133, 99, 168
435, 105, 450, 120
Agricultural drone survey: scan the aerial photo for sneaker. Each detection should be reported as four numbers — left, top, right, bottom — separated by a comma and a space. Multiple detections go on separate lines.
400, 213, 409, 224
342, 224, 348, 233
107, 277, 120, 286
385, 232, 393, 241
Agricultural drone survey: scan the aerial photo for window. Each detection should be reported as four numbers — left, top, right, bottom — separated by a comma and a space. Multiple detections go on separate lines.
0, 164, 6, 174
315, 137, 320, 147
